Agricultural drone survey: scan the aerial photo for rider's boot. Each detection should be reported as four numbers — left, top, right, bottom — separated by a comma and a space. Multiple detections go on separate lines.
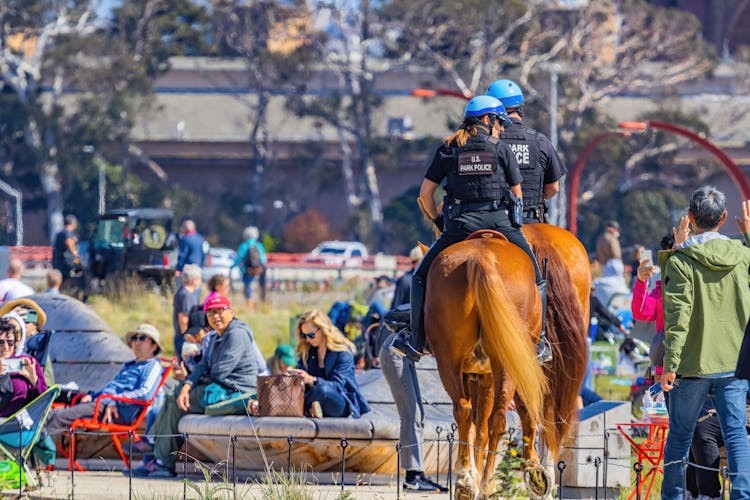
535, 280, 553, 364
389, 275, 426, 363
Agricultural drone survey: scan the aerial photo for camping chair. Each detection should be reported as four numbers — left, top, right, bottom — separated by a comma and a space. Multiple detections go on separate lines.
67, 358, 172, 471
0, 385, 61, 490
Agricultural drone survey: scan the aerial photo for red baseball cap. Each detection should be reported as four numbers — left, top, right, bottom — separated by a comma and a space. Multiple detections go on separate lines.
203, 294, 231, 311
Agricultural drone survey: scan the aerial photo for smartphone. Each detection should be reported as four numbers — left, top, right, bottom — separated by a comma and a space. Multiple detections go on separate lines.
3, 358, 25, 374
25, 310, 38, 324
640, 248, 653, 266
649, 381, 663, 398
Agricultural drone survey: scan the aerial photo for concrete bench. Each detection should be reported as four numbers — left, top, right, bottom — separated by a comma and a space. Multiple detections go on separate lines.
178, 361, 456, 474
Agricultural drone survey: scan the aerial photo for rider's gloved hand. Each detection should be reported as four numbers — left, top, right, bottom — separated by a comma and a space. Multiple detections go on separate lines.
432, 215, 444, 232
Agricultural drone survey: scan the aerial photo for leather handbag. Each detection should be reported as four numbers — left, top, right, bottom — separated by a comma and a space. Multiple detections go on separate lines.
256, 374, 305, 417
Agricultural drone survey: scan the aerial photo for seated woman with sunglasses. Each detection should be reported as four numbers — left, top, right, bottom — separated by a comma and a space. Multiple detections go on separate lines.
0, 316, 47, 418
289, 310, 370, 418
46, 323, 164, 436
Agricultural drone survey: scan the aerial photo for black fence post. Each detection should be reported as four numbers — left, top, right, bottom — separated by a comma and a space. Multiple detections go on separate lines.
721, 465, 729, 499
594, 456, 601, 500
557, 461, 566, 499
435, 425, 443, 487
396, 442, 402, 500
128, 430, 134, 500
633, 462, 643, 500
447, 432, 454, 498
69, 428, 75, 500
183, 432, 189, 500
340, 438, 349, 492
603, 430, 609, 499
231, 434, 237, 499
287, 435, 294, 474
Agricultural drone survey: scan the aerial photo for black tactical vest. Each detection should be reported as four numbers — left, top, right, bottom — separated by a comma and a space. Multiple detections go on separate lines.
501, 125, 543, 209
445, 135, 507, 203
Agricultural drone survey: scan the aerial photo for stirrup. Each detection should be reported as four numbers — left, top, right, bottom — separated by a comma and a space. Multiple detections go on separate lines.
536, 336, 553, 364
389, 331, 423, 363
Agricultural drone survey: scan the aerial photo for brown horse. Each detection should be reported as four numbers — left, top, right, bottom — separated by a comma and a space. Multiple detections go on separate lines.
425, 224, 590, 499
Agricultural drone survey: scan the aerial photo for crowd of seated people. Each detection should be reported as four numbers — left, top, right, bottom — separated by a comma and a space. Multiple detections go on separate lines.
0, 268, 390, 478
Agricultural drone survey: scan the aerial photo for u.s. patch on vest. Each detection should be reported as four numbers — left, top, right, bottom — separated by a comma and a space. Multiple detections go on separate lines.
457, 151, 494, 175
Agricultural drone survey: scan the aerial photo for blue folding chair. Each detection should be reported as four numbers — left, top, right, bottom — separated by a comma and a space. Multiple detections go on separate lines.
0, 385, 61, 490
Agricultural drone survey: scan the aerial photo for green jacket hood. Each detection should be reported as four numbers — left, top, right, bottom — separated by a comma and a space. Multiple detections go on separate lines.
674, 238, 746, 271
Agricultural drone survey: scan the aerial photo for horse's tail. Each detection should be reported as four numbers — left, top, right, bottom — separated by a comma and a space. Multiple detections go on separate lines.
534, 242, 590, 457
467, 244, 547, 425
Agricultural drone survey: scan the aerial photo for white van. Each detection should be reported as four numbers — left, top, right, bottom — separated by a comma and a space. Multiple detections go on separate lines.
304, 241, 369, 267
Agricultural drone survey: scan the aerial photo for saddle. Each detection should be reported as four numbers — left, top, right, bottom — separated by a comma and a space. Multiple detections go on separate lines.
466, 229, 508, 241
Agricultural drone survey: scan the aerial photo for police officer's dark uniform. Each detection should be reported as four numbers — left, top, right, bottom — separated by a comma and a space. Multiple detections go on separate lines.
487, 79, 567, 225
501, 116, 567, 223
391, 96, 546, 364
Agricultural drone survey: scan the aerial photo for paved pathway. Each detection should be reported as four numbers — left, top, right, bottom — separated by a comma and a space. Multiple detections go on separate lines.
12, 469, 450, 499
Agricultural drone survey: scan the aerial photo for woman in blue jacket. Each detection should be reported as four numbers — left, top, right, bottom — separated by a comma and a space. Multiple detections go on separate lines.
290, 310, 370, 418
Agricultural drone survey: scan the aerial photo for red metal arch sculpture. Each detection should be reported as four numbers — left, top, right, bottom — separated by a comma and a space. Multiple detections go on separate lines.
567, 120, 750, 235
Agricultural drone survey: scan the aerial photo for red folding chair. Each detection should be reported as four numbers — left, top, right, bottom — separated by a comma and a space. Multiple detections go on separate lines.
67, 358, 173, 471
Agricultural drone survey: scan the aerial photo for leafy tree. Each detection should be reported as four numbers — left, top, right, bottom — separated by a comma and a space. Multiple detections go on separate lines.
381, 0, 535, 97
287, 0, 387, 244
381, 0, 717, 234
207, 0, 322, 239
382, 186, 433, 255
0, 0, 210, 243
281, 208, 337, 252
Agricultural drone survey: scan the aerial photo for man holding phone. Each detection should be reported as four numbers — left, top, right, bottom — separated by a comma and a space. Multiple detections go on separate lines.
660, 187, 750, 500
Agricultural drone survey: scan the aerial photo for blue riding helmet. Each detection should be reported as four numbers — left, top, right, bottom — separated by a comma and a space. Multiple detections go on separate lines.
464, 95, 512, 127
486, 79, 524, 108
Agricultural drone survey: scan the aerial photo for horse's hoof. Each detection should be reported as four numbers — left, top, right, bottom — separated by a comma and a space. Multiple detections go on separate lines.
524, 464, 552, 500
455, 474, 479, 500
454, 487, 477, 500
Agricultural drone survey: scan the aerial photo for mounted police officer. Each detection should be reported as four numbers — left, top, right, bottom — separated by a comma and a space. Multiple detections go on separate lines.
390, 95, 551, 364
486, 79, 567, 224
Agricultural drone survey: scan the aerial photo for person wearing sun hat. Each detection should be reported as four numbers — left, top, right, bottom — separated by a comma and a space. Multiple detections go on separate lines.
0, 297, 48, 357
0, 297, 55, 384
45, 323, 164, 437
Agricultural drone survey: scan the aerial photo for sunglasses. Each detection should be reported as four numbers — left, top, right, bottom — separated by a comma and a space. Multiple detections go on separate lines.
0, 338, 15, 347
131, 334, 151, 342
207, 307, 230, 316
299, 328, 320, 340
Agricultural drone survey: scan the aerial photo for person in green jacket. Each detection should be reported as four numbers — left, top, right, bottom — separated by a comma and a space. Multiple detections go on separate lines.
660, 186, 750, 500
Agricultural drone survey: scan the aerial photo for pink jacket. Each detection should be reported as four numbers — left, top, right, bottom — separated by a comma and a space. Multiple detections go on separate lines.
631, 278, 663, 332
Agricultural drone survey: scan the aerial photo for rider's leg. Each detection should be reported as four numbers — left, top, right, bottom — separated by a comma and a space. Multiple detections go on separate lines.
498, 226, 552, 363
390, 233, 460, 362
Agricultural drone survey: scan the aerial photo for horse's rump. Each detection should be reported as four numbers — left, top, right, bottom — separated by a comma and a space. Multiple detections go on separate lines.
426, 238, 547, 428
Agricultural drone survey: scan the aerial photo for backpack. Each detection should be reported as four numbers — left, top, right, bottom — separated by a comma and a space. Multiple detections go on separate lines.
244, 243, 263, 275
0, 459, 26, 489
328, 301, 352, 333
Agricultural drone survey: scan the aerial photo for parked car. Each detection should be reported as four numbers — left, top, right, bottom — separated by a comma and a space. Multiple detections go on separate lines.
87, 208, 178, 292
202, 247, 242, 288
304, 241, 369, 267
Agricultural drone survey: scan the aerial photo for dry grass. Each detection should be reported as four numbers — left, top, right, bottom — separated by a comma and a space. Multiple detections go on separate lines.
86, 281, 371, 359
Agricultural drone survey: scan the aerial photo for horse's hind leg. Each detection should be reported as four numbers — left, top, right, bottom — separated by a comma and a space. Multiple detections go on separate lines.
478, 376, 514, 498
472, 374, 494, 498
515, 395, 552, 499
451, 373, 480, 500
